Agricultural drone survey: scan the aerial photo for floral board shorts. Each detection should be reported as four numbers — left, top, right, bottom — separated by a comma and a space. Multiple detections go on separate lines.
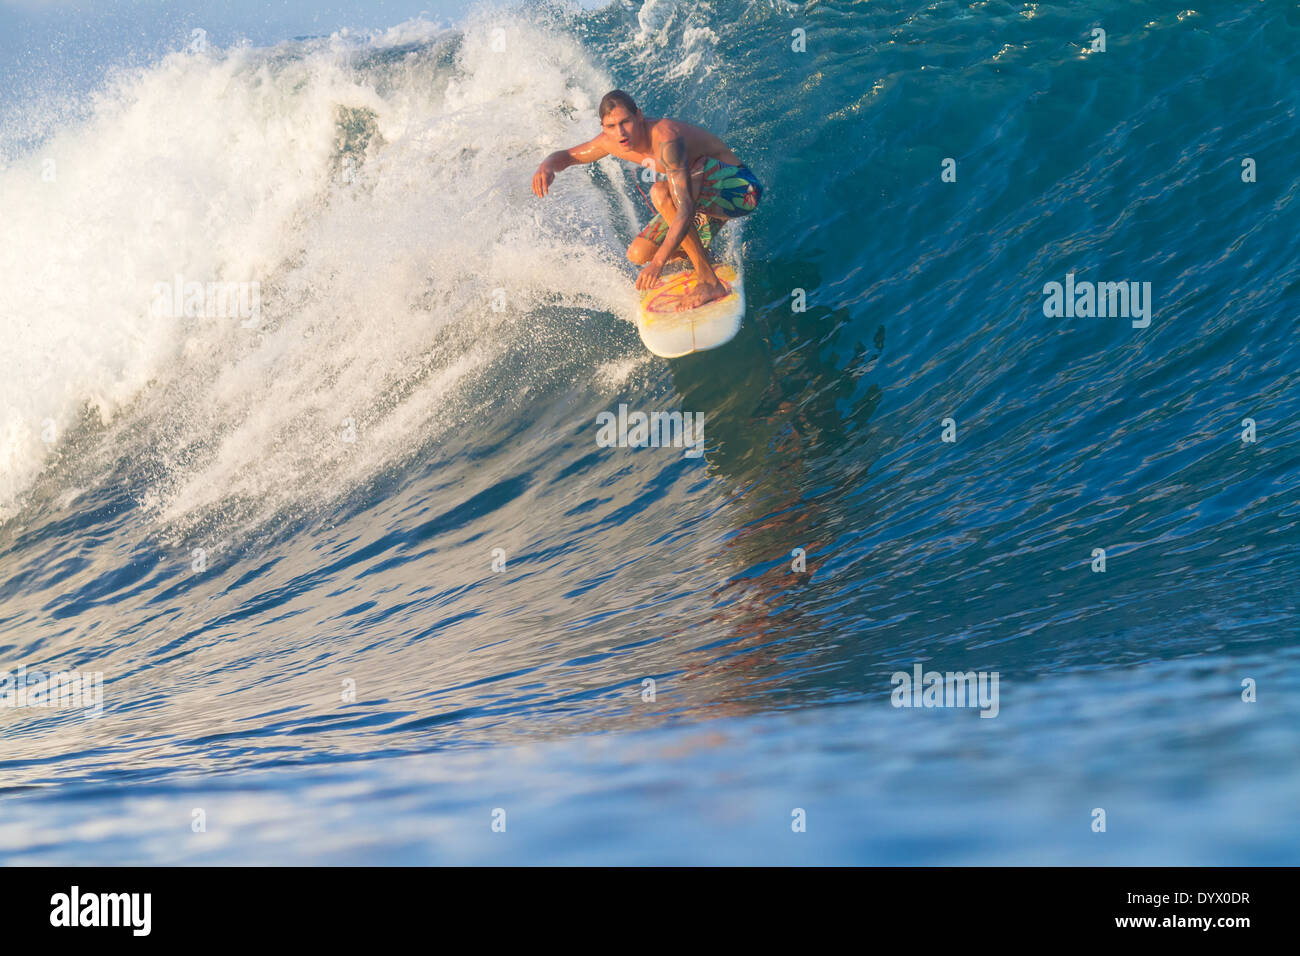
636, 157, 764, 249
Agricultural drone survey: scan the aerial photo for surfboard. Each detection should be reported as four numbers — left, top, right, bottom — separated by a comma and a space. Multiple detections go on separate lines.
636, 263, 744, 358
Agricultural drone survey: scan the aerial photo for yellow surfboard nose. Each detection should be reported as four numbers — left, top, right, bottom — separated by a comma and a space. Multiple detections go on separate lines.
636, 264, 744, 357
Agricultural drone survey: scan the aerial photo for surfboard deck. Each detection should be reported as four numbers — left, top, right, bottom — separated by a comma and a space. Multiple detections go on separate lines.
636, 264, 744, 358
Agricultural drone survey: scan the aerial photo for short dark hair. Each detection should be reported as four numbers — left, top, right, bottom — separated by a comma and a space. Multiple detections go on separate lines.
598, 90, 639, 119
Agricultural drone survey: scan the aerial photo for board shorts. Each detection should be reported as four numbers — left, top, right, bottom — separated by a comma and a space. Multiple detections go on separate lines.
636, 157, 763, 250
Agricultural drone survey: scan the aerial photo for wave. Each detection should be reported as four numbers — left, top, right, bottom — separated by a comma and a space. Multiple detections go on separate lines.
0, 9, 681, 530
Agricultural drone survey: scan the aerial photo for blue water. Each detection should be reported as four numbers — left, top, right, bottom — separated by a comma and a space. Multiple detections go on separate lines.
1, 0, 1297, 864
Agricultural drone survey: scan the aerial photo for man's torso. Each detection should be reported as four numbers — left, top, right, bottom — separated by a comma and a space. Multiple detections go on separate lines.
603, 117, 743, 174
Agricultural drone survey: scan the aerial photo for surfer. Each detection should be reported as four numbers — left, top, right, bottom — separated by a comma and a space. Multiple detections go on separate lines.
531, 90, 763, 310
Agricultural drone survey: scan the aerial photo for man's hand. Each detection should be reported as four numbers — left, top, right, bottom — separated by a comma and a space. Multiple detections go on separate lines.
532, 163, 555, 197
636, 257, 665, 290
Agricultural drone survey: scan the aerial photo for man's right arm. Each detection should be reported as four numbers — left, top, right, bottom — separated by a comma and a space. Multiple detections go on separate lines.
533, 137, 609, 197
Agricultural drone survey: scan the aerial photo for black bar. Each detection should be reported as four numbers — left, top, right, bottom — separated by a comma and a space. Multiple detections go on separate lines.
0, 866, 1278, 941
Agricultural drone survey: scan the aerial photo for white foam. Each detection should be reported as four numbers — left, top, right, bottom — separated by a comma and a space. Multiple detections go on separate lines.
1, 12, 643, 526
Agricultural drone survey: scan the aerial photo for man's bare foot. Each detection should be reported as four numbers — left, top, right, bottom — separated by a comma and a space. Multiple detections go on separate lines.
676, 277, 729, 311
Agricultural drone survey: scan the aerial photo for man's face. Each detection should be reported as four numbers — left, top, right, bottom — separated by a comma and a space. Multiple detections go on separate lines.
601, 106, 640, 149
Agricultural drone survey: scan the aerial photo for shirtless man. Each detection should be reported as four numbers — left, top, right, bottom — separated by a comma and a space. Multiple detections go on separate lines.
531, 90, 764, 310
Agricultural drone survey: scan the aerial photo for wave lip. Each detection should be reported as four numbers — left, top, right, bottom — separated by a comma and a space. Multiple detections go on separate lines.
1, 11, 640, 525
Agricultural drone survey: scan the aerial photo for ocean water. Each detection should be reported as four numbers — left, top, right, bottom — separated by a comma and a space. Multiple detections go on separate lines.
1, 0, 1297, 864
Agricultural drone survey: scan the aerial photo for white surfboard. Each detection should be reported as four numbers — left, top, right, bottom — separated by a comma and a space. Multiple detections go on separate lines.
636, 264, 744, 358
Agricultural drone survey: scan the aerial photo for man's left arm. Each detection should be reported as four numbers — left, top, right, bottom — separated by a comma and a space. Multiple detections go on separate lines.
651, 134, 695, 265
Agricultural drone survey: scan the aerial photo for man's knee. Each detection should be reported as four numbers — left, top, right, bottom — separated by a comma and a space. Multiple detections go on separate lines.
627, 239, 656, 264
649, 179, 669, 203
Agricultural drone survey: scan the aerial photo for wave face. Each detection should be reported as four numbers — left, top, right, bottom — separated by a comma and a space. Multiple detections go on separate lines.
1, 0, 1298, 864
